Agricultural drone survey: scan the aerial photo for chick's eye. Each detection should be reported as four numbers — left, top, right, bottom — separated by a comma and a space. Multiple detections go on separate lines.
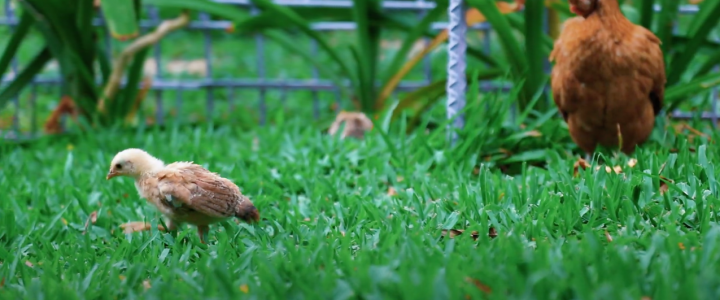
115, 163, 122, 170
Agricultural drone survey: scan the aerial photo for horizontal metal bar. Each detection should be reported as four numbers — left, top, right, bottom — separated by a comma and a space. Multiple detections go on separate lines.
1, 77, 512, 92
0, 18, 491, 32
215, 0, 700, 14
213, 0, 437, 10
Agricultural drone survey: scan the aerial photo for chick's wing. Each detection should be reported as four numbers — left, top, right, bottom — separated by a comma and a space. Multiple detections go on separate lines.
156, 162, 242, 218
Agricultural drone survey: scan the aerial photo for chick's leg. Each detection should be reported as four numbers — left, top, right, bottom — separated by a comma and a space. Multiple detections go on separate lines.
197, 225, 210, 244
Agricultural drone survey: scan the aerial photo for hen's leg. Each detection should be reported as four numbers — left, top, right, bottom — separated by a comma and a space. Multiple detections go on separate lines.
197, 225, 210, 244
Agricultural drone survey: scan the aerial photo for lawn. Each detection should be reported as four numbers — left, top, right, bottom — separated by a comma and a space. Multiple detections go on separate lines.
2, 113, 720, 299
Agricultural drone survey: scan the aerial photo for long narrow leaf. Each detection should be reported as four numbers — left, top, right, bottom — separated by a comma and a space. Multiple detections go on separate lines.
100, 0, 140, 40
263, 30, 349, 99
665, 72, 720, 105
657, 0, 680, 56
638, 0, 655, 30
144, 0, 357, 85
694, 51, 720, 78
381, 1, 445, 84
116, 48, 151, 121
667, 0, 720, 85
0, 47, 52, 111
467, 0, 528, 75
523, 0, 545, 107
0, 10, 34, 81
392, 68, 505, 120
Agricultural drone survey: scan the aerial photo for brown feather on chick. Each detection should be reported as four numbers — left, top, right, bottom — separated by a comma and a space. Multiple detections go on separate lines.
550, 0, 666, 155
106, 148, 259, 243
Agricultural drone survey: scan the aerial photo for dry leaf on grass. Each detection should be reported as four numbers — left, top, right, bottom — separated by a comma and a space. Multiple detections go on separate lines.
659, 176, 672, 195
143, 280, 151, 290
0, 277, 4, 288
44, 96, 79, 134
526, 130, 542, 137
465, 277, 492, 294
387, 187, 398, 196
82, 211, 98, 235
673, 122, 711, 144
678, 243, 686, 250
120, 222, 167, 234
573, 157, 590, 177
441, 227, 497, 240
627, 158, 638, 168
488, 227, 498, 238
605, 230, 613, 242
25, 261, 34, 268
239, 284, 250, 294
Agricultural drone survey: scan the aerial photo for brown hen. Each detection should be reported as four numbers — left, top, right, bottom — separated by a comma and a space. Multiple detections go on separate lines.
106, 148, 259, 243
550, 0, 666, 155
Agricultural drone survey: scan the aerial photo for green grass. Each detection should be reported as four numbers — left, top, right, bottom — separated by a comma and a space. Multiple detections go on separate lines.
2, 108, 720, 298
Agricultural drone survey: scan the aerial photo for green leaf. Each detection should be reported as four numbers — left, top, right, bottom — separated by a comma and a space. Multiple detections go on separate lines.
638, 0, 655, 30
146, 0, 357, 100
694, 51, 720, 78
666, 0, 720, 85
0, 10, 34, 81
499, 149, 548, 164
352, 0, 382, 112
263, 30, 349, 99
0, 47, 52, 111
116, 48, 151, 121
380, 0, 446, 84
665, 72, 720, 106
392, 68, 505, 121
657, 0, 680, 56
467, 0, 527, 76
523, 0, 546, 108
100, 0, 140, 40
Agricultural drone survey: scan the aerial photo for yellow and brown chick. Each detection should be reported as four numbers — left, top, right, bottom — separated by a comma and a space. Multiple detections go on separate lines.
106, 148, 259, 243
550, 0, 666, 155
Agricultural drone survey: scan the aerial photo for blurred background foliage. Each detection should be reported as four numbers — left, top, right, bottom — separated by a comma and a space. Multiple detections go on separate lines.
0, 0, 718, 158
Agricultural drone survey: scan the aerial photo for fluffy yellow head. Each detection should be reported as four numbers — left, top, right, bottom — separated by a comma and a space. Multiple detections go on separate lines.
106, 148, 165, 180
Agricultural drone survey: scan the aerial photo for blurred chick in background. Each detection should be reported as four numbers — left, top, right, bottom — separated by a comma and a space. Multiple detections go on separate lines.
549, 0, 666, 156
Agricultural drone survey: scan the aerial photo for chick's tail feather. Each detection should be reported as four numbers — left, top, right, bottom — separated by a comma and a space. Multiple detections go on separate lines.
236, 201, 260, 223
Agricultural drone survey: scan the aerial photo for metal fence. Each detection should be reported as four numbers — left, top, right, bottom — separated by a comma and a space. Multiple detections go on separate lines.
0, 0, 711, 140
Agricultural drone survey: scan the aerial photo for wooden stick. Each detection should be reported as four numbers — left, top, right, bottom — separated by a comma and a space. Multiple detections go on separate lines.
97, 11, 190, 112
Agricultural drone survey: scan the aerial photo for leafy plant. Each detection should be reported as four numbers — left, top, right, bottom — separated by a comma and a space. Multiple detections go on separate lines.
0, 0, 187, 133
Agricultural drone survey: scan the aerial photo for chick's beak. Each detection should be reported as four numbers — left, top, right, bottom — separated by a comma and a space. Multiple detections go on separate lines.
106, 170, 117, 180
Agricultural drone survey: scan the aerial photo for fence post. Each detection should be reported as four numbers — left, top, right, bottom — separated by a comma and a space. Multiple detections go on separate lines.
446, 0, 467, 146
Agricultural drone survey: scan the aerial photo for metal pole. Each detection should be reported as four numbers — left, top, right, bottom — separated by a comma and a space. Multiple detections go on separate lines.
446, 0, 467, 145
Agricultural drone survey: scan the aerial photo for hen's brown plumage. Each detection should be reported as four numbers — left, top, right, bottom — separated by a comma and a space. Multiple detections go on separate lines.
550, 0, 665, 155
106, 148, 259, 243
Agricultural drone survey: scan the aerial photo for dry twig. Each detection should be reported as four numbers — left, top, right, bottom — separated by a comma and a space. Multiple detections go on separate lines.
97, 12, 190, 112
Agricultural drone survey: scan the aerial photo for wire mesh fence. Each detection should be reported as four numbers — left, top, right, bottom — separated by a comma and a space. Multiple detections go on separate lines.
0, 0, 713, 140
